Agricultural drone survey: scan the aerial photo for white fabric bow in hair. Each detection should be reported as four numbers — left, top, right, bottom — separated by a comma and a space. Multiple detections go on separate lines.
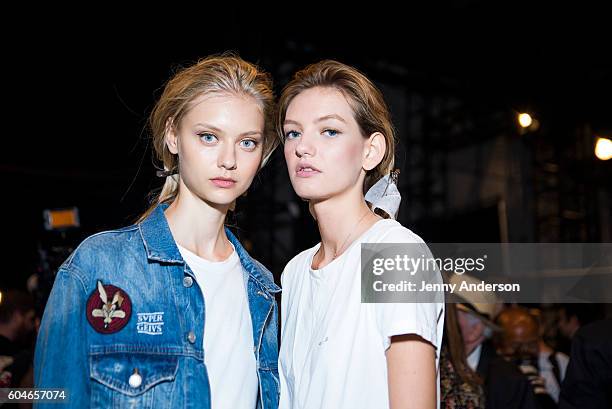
364, 171, 401, 219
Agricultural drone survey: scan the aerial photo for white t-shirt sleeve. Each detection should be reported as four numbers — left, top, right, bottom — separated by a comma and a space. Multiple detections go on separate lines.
373, 302, 442, 351
372, 222, 445, 351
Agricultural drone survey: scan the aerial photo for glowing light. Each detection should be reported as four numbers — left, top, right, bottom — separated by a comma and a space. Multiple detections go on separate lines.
595, 137, 612, 161
518, 113, 533, 128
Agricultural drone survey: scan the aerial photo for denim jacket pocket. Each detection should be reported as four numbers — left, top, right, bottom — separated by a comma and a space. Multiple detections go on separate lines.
89, 351, 179, 408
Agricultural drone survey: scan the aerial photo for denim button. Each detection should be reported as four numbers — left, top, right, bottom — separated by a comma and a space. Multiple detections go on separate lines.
129, 369, 142, 388
187, 331, 196, 344
183, 276, 193, 288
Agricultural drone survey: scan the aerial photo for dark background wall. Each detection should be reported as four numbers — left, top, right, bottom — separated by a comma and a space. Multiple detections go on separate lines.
2, 2, 610, 292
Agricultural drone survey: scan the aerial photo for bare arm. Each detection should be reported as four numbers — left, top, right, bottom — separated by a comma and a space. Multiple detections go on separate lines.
386, 334, 437, 409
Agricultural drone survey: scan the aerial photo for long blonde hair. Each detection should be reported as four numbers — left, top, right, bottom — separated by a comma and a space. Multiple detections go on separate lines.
138, 53, 278, 222
277, 60, 396, 193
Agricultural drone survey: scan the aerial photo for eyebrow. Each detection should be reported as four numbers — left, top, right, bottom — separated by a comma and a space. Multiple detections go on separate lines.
194, 123, 262, 137
239, 131, 263, 138
284, 114, 347, 127
194, 123, 223, 133
316, 114, 347, 124
283, 119, 301, 127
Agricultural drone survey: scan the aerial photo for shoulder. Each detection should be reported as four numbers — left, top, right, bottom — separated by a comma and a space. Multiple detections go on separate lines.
61, 224, 141, 282
281, 244, 319, 285
575, 319, 612, 342
365, 220, 432, 260
368, 219, 426, 244
67, 224, 139, 263
571, 319, 612, 364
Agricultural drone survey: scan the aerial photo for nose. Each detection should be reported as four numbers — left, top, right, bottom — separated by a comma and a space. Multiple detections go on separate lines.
294, 133, 316, 158
218, 143, 237, 170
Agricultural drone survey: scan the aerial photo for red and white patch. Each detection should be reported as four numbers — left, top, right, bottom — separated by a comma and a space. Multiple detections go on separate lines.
86, 280, 132, 334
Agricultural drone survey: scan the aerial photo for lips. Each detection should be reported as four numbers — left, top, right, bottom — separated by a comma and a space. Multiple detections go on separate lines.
210, 177, 236, 188
296, 162, 321, 178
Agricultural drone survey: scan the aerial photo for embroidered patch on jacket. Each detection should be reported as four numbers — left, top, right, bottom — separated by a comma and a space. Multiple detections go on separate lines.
86, 280, 132, 334
136, 312, 165, 335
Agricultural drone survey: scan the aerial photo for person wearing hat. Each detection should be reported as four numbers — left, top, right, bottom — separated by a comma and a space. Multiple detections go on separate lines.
449, 274, 538, 409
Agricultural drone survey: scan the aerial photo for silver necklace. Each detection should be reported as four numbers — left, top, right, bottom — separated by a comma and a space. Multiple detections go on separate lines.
332, 210, 371, 259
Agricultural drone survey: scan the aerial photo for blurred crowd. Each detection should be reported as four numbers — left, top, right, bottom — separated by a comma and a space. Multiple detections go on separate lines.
441, 276, 611, 409
1, 275, 611, 409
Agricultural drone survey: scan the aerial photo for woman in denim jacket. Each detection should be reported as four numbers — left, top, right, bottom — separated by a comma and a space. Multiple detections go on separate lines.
34, 54, 282, 409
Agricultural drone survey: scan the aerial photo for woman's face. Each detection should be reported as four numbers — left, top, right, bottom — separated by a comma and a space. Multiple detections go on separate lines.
166, 93, 264, 209
283, 86, 369, 201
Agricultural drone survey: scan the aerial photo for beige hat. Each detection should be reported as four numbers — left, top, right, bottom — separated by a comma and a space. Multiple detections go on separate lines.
447, 273, 503, 330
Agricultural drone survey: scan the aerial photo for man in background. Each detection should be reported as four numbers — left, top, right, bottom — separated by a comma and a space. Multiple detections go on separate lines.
0, 289, 36, 389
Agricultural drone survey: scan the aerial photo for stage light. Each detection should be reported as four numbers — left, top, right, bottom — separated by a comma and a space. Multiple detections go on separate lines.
518, 113, 533, 128
43, 207, 80, 230
595, 137, 612, 161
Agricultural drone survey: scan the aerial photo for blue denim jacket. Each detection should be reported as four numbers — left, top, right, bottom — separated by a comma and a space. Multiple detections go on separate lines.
34, 204, 281, 409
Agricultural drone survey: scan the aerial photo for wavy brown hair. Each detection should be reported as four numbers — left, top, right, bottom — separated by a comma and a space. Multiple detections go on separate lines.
277, 60, 396, 194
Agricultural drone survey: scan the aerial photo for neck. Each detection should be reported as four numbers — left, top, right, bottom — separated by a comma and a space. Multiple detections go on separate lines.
310, 187, 380, 268
164, 186, 232, 261
465, 334, 486, 356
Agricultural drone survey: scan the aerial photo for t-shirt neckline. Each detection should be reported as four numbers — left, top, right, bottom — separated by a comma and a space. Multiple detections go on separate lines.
308, 218, 392, 275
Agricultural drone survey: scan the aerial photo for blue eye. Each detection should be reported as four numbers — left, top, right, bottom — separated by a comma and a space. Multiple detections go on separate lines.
323, 129, 339, 137
199, 133, 218, 144
285, 130, 301, 140
240, 139, 258, 150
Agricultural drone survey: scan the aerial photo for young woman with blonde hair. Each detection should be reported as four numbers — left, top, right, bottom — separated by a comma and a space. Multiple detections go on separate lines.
35, 54, 281, 409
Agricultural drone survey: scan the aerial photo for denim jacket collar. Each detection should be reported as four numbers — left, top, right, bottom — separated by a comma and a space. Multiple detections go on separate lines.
138, 203, 280, 294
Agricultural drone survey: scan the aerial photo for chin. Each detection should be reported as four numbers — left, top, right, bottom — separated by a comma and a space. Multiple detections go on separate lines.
291, 184, 314, 200
293, 188, 329, 202
200, 191, 239, 208
293, 178, 344, 200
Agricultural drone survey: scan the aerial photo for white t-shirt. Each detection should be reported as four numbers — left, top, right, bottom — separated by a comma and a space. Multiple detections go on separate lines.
177, 244, 258, 409
538, 350, 569, 403
279, 219, 445, 409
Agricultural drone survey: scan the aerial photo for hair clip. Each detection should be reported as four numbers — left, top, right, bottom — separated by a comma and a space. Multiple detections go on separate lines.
390, 169, 400, 186
156, 169, 178, 178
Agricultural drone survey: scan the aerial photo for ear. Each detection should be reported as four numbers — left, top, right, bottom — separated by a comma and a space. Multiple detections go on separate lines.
165, 118, 179, 155
363, 132, 386, 171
